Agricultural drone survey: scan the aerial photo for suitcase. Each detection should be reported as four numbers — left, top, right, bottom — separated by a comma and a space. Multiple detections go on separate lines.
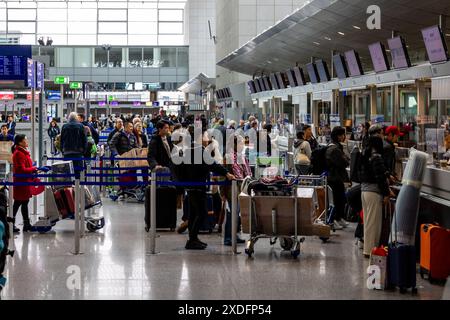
145, 186, 177, 231
379, 200, 394, 247
54, 188, 74, 219
200, 193, 216, 233
420, 224, 450, 282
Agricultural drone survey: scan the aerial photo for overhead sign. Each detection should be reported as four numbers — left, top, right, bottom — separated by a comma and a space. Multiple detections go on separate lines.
27, 58, 35, 88
47, 91, 61, 101
0, 45, 32, 82
70, 82, 83, 90
54, 76, 69, 85
108, 95, 116, 102
146, 101, 153, 107
36, 62, 44, 89
0, 92, 14, 100
27, 92, 39, 101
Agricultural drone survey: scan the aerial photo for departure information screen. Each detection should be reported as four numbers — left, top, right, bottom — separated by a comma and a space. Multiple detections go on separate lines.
0, 45, 32, 81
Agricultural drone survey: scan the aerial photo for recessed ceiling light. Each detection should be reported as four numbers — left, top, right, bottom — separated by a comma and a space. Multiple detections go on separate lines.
313, 42, 320, 45
353, 25, 361, 30
267, 61, 272, 64
446, 33, 450, 37
324, 36, 332, 41
338, 32, 345, 36
386, 49, 391, 52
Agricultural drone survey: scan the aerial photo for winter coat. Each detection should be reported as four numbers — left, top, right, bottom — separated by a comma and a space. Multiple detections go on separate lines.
325, 143, 349, 183
12, 146, 37, 201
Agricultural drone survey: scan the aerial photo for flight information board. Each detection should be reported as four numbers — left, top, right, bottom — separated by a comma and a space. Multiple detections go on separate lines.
0, 45, 32, 81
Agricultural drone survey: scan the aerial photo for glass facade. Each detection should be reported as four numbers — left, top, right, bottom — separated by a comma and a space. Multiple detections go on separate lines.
0, 1, 187, 46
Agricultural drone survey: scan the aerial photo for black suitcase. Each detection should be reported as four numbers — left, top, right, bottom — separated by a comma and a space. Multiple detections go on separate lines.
388, 243, 417, 294
145, 186, 177, 231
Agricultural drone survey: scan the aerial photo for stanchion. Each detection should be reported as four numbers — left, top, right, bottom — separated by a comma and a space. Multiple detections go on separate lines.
72, 176, 81, 255
7, 170, 15, 254
148, 171, 158, 255
231, 179, 239, 254
80, 170, 86, 238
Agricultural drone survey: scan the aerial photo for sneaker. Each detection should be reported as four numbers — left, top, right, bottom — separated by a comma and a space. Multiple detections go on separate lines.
332, 222, 344, 230
193, 238, 208, 248
23, 223, 36, 233
337, 219, 349, 228
13, 226, 20, 234
177, 221, 189, 234
185, 240, 206, 250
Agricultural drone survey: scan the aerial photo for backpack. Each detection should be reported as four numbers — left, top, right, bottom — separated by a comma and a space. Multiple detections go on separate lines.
350, 145, 362, 183
310, 145, 329, 175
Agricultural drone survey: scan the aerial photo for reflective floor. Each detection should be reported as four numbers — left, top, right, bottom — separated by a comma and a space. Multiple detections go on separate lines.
1, 198, 448, 300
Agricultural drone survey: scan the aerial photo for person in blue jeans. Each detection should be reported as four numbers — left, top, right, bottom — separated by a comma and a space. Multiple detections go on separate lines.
222, 135, 252, 246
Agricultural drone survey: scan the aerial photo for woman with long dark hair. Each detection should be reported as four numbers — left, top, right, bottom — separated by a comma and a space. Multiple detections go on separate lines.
11, 134, 38, 233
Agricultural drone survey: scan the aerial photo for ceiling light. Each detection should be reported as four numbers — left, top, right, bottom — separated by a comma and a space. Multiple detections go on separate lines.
313, 42, 320, 45
446, 33, 450, 37
386, 49, 391, 52
352, 25, 361, 30
324, 36, 332, 41
338, 32, 345, 36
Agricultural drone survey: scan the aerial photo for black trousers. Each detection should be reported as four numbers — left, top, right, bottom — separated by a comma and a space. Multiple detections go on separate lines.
187, 190, 207, 241
328, 181, 346, 223
13, 200, 30, 224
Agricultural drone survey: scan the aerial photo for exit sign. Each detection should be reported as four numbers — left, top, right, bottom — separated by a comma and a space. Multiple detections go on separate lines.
70, 82, 82, 90
54, 76, 69, 84
108, 95, 116, 102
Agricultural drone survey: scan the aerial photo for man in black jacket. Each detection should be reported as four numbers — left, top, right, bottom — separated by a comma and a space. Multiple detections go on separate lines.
383, 126, 401, 178
325, 126, 350, 230
174, 126, 235, 250
78, 114, 99, 145
61, 112, 87, 175
147, 120, 174, 171
109, 121, 137, 156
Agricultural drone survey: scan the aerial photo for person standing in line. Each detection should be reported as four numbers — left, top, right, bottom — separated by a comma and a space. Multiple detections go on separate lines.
61, 112, 87, 176
293, 131, 311, 175
0, 125, 14, 142
47, 120, 60, 155
5, 115, 16, 136
134, 122, 148, 149
325, 126, 350, 230
303, 125, 319, 152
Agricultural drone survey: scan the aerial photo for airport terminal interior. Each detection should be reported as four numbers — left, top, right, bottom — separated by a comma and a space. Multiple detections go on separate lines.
0, 0, 450, 301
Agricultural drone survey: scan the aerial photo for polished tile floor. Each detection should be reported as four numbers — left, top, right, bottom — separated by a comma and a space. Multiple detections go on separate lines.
1, 198, 448, 300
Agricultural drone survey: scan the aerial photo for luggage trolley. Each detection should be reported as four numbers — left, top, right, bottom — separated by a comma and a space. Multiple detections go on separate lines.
33, 161, 105, 233
242, 175, 331, 259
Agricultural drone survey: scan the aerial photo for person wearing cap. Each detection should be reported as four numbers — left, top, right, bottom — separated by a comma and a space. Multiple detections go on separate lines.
384, 126, 402, 178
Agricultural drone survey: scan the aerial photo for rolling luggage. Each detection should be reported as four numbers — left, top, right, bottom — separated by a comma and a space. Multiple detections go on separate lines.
379, 199, 394, 247
145, 186, 177, 231
54, 188, 74, 219
420, 224, 450, 282
200, 193, 216, 233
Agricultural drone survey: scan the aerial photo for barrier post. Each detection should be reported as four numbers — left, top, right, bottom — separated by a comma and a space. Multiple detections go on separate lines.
148, 171, 157, 255
80, 170, 86, 238
72, 176, 81, 255
231, 179, 238, 254
7, 170, 15, 253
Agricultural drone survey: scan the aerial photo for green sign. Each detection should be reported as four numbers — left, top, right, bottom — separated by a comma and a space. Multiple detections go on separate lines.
108, 95, 116, 102
54, 76, 69, 85
70, 82, 83, 90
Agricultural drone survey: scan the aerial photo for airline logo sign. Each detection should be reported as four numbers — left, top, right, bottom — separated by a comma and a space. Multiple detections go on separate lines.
0, 91, 14, 100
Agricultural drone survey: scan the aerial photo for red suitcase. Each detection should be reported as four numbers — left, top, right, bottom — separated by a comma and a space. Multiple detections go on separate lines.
56, 188, 75, 219
54, 189, 69, 218
420, 224, 450, 282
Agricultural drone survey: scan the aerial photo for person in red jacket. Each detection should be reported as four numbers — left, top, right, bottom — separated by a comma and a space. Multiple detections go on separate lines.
12, 134, 38, 233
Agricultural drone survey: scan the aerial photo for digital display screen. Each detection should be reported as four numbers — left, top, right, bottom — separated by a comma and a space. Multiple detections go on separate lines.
111, 101, 119, 107
263, 76, 272, 91
254, 79, 262, 92
344, 50, 364, 77
98, 101, 107, 107
421, 25, 448, 63
257, 78, 266, 92
47, 91, 61, 101
333, 54, 349, 79
286, 69, 297, 87
369, 42, 390, 73
226, 88, 232, 97
0, 45, 32, 81
293, 67, 306, 86
306, 63, 319, 84
247, 80, 256, 94
276, 72, 286, 89
133, 101, 141, 107
315, 60, 331, 82
387, 36, 411, 69
270, 74, 279, 90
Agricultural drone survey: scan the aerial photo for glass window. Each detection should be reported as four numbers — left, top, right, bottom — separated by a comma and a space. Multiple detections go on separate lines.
8, 22, 35, 34
68, 22, 97, 34
98, 9, 127, 21
98, 22, 126, 34
108, 47, 123, 68
56, 47, 73, 68
128, 22, 157, 35
7, 9, 36, 20
38, 22, 67, 34
143, 47, 155, 68
128, 48, 142, 68
68, 9, 97, 21
161, 48, 177, 67
95, 47, 108, 68
68, 35, 97, 46
177, 47, 188, 68
128, 35, 158, 46
158, 22, 183, 35
0, 21, 6, 33
158, 9, 183, 22
74, 48, 93, 68
37, 9, 66, 21
128, 9, 157, 22
40, 46, 55, 67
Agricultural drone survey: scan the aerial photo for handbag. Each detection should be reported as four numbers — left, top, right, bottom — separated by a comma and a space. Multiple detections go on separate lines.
30, 178, 45, 196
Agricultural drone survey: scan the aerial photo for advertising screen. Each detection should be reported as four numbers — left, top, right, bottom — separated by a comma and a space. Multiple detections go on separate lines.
263, 76, 272, 91
276, 72, 286, 89
47, 91, 61, 101
306, 63, 319, 84
254, 79, 262, 92
387, 36, 411, 69
257, 78, 266, 91
315, 59, 331, 82
286, 69, 297, 87
369, 42, 390, 73
421, 25, 448, 63
247, 80, 256, 94
293, 67, 306, 85
344, 50, 364, 77
270, 74, 279, 90
333, 54, 349, 79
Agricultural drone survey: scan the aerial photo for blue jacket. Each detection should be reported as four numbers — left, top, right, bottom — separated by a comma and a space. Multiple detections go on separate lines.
6, 121, 15, 136
0, 134, 14, 142
61, 120, 87, 156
